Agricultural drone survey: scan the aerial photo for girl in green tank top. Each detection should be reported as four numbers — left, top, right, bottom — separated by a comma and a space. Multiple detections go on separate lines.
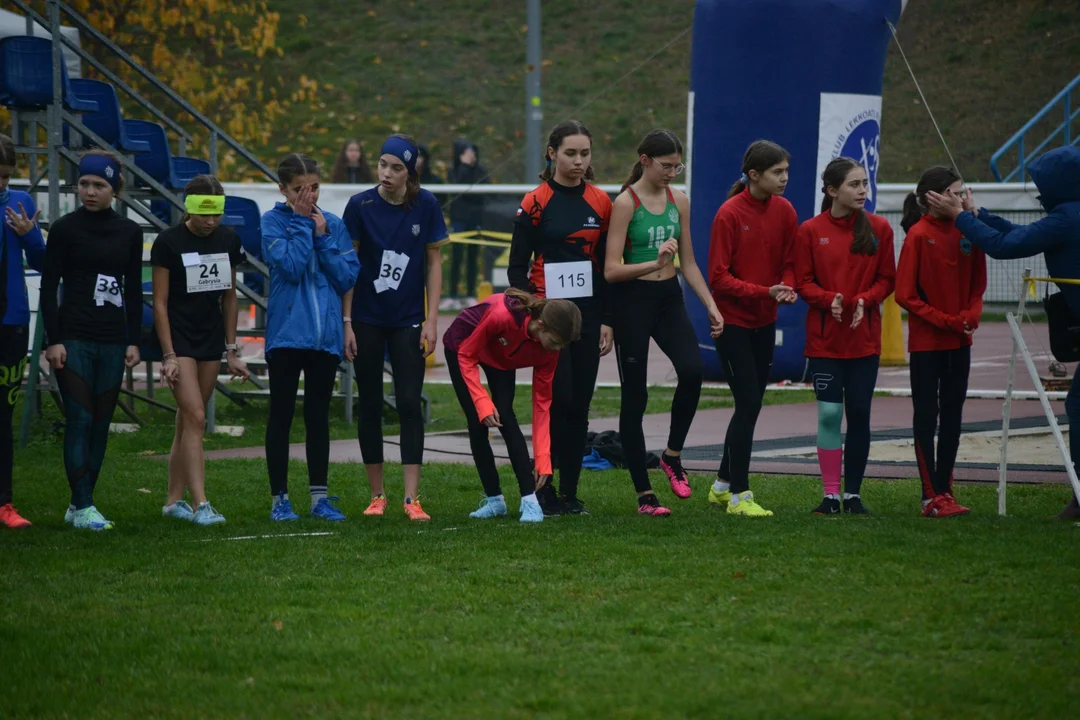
624, 186, 681, 264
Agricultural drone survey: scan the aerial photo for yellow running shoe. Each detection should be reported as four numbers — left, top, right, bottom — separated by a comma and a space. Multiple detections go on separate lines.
727, 491, 773, 517
708, 486, 733, 506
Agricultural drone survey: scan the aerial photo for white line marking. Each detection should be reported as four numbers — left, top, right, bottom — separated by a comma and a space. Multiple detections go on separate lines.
198, 531, 336, 543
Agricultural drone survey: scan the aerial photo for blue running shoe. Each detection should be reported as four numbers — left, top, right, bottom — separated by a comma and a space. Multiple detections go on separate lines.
162, 500, 195, 522
270, 493, 300, 522
192, 502, 226, 526
311, 496, 346, 522
72, 506, 114, 531
469, 496, 507, 519
520, 497, 544, 523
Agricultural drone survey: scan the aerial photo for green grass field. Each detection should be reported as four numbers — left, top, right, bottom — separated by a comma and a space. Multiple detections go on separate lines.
4, 385, 1080, 717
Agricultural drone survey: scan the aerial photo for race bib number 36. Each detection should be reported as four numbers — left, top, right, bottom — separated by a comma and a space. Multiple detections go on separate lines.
544, 260, 593, 299
374, 250, 410, 294
185, 253, 232, 294
93, 274, 122, 307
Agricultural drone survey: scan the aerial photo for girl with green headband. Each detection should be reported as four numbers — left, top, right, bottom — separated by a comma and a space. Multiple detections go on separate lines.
151, 174, 248, 526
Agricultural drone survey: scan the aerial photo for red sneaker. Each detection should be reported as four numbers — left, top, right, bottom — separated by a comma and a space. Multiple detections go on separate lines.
923, 493, 970, 518
0, 504, 32, 528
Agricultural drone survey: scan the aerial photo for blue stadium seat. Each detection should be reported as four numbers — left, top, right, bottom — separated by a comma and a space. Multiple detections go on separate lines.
123, 119, 171, 186
67, 78, 150, 153
225, 196, 264, 294
0, 36, 98, 112
172, 156, 211, 185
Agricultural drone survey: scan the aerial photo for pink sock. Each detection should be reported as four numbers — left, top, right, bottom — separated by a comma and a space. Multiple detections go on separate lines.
817, 447, 842, 496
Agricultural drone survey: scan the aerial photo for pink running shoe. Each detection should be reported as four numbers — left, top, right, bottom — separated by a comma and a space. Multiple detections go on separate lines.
363, 496, 388, 516
660, 453, 692, 499
637, 498, 672, 517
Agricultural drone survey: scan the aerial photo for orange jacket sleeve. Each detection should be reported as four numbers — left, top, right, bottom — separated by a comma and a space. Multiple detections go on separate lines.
794, 224, 836, 309
894, 229, 963, 332
708, 206, 771, 300
962, 248, 987, 329
530, 352, 558, 475
455, 311, 500, 422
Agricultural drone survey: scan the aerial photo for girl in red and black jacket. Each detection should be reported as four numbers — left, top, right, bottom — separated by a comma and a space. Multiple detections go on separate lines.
795, 157, 896, 516
508, 119, 613, 516
707, 140, 799, 518
896, 166, 984, 518
443, 290, 582, 523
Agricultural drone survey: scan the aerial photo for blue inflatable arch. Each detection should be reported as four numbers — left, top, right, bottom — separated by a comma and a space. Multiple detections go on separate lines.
685, 0, 907, 381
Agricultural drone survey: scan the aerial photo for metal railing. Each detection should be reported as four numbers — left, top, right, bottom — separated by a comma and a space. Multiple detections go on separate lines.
990, 73, 1080, 182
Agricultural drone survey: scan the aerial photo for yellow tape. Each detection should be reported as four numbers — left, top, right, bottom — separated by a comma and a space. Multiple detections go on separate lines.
1025, 277, 1080, 298
446, 230, 512, 248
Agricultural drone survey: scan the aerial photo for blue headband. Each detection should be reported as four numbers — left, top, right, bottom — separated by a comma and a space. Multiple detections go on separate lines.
78, 154, 121, 191
740, 172, 750, 185
380, 136, 418, 176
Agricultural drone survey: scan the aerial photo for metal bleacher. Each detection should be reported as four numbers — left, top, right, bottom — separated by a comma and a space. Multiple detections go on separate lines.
3, 0, 424, 445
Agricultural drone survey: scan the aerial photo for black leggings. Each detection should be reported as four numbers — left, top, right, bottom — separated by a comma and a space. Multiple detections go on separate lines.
265, 348, 340, 496
0, 325, 29, 507
714, 323, 775, 494
56, 339, 125, 510
445, 348, 535, 497
353, 322, 425, 465
550, 303, 602, 500
614, 278, 703, 493
910, 346, 970, 499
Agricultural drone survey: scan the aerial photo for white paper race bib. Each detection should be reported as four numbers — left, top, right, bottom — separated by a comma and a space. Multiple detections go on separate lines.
185, 253, 232, 294
374, 250, 410, 294
93, 274, 122, 307
544, 261, 593, 299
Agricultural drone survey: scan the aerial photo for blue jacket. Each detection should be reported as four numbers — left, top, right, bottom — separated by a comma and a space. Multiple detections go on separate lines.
1, 189, 46, 326
956, 146, 1080, 316
261, 203, 360, 358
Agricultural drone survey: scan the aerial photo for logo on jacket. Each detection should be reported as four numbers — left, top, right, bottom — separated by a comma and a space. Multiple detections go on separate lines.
668, 208, 680, 223
742, 225, 750, 231
960, 237, 972, 255
819, 237, 830, 245
498, 337, 508, 346
584, 216, 601, 229
412, 224, 420, 236
927, 238, 935, 245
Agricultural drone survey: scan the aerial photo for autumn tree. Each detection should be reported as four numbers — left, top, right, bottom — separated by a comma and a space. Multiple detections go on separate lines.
58, 0, 294, 179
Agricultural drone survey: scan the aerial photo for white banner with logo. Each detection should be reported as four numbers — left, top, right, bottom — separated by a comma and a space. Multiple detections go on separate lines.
816, 93, 882, 212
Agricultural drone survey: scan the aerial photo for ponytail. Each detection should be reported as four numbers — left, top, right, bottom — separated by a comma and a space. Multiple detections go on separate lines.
622, 161, 644, 192
726, 179, 746, 200
851, 210, 877, 255
901, 191, 923, 233
505, 288, 582, 345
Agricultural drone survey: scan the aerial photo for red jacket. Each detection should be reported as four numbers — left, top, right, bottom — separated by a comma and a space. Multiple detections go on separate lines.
708, 188, 798, 329
895, 215, 987, 353
442, 293, 558, 474
794, 211, 896, 359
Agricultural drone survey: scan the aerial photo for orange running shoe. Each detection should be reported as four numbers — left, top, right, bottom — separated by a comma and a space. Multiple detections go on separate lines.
0, 504, 32, 528
404, 500, 431, 522
363, 496, 388, 516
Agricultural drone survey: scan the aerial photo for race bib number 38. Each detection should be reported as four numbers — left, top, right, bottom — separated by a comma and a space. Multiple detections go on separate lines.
185, 253, 232, 294
544, 260, 593, 299
93, 274, 122, 307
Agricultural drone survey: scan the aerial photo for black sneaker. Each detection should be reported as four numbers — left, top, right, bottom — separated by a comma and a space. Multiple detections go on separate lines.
811, 497, 841, 515
536, 485, 564, 516
561, 496, 589, 515
843, 496, 871, 515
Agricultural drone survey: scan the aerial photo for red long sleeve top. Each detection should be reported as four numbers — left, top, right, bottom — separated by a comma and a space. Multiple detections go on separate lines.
442, 293, 559, 475
707, 188, 798, 329
794, 210, 896, 359
895, 214, 987, 353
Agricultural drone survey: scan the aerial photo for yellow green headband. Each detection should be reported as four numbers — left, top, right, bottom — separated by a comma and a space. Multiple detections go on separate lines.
185, 195, 225, 215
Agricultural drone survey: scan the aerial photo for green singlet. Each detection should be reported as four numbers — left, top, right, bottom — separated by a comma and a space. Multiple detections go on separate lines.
624, 186, 681, 264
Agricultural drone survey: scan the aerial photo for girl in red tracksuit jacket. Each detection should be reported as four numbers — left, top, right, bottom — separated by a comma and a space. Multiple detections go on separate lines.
707, 140, 799, 518
896, 166, 985, 519
443, 289, 582, 523
795, 157, 896, 516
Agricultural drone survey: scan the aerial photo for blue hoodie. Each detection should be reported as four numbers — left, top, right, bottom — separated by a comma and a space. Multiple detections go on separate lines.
1, 189, 46, 326
261, 202, 360, 358
956, 146, 1080, 316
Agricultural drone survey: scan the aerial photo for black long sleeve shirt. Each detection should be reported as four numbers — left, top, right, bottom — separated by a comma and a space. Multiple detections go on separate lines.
40, 206, 144, 346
